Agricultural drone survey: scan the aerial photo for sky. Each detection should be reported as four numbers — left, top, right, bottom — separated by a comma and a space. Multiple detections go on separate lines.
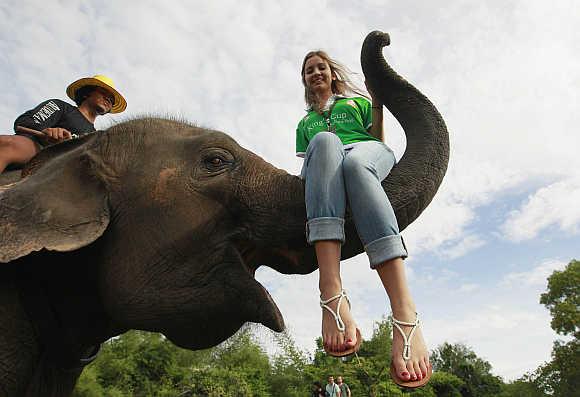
1, 0, 579, 381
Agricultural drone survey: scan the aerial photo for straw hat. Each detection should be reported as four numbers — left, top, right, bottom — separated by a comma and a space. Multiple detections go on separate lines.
66, 74, 127, 113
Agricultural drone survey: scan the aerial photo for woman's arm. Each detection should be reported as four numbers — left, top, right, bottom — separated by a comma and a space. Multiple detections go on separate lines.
369, 101, 384, 142
365, 81, 385, 142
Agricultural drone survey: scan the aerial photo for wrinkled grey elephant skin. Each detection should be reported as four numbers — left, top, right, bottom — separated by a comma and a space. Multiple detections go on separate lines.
0, 31, 448, 396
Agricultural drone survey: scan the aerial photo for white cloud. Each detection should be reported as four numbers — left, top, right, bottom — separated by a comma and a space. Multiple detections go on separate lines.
442, 234, 486, 260
1, 0, 579, 382
501, 178, 580, 241
411, 257, 567, 380
2, 2, 578, 233
458, 283, 479, 293
427, 305, 556, 381
403, 196, 476, 256
501, 258, 568, 288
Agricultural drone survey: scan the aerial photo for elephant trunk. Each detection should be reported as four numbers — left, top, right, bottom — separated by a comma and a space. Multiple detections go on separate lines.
360, 31, 449, 232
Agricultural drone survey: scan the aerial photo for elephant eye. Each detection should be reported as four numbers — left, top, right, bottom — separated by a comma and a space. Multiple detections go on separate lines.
204, 156, 226, 169
201, 149, 234, 174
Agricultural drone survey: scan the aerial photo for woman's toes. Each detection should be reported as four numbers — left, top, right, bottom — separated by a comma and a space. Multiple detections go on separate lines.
395, 359, 410, 380
324, 334, 332, 350
413, 361, 423, 380
339, 333, 347, 350
406, 362, 417, 380
399, 368, 411, 380
332, 335, 340, 352
344, 327, 357, 348
419, 359, 429, 377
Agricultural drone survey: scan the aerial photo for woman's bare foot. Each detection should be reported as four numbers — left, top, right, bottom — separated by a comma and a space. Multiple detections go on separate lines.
320, 290, 358, 353
374, 257, 431, 382
315, 241, 358, 354
391, 307, 431, 382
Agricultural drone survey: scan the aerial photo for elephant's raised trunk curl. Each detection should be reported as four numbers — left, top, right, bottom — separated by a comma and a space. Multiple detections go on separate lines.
250, 31, 449, 273
360, 31, 449, 231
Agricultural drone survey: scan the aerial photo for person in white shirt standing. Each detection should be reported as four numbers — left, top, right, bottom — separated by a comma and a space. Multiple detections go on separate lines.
325, 375, 341, 397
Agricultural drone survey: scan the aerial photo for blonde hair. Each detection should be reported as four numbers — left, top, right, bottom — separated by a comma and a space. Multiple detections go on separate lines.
301, 50, 367, 109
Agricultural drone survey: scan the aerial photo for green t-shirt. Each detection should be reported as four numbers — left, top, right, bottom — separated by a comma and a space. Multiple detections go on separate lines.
295, 95, 379, 156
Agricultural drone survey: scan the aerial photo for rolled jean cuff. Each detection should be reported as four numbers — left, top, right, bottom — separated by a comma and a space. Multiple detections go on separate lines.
306, 217, 345, 244
365, 235, 408, 268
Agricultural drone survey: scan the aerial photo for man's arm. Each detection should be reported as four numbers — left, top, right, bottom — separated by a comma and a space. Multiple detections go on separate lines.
14, 99, 64, 130
14, 99, 72, 142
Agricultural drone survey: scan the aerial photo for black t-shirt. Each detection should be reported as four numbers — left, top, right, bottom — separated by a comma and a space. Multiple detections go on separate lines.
14, 99, 95, 144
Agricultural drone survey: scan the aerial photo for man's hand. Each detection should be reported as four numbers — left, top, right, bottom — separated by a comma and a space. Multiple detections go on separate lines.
42, 127, 73, 142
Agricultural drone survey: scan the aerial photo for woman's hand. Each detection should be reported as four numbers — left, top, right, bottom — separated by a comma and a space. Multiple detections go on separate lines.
365, 80, 383, 107
366, 80, 385, 141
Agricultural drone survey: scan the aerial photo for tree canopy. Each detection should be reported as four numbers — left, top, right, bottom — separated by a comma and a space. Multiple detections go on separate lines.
74, 258, 579, 396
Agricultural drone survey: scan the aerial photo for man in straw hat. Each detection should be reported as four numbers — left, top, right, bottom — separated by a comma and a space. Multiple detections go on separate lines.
0, 74, 126, 174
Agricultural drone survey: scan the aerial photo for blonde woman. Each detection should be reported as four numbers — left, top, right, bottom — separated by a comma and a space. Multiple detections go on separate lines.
296, 51, 431, 388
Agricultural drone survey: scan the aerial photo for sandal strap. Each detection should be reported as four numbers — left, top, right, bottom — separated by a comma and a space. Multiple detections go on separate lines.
391, 312, 419, 361
320, 289, 351, 333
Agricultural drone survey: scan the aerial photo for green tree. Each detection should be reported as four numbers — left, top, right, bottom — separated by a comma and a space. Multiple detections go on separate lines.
213, 328, 271, 396
498, 373, 548, 397
540, 259, 580, 339
427, 371, 464, 397
268, 330, 308, 397
534, 259, 580, 397
75, 327, 275, 396
185, 366, 255, 396
74, 331, 194, 396
349, 316, 395, 396
531, 339, 580, 397
71, 365, 105, 397
431, 342, 502, 397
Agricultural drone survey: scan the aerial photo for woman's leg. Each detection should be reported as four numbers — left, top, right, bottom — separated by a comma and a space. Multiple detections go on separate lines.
377, 259, 430, 382
343, 141, 429, 381
303, 132, 358, 352
315, 240, 353, 353
0, 135, 39, 173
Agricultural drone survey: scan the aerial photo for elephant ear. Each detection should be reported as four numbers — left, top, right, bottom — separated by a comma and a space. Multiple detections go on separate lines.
0, 141, 110, 263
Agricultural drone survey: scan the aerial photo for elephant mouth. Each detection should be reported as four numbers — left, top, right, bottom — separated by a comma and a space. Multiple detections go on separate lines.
162, 244, 285, 351
238, 244, 260, 275
236, 242, 285, 332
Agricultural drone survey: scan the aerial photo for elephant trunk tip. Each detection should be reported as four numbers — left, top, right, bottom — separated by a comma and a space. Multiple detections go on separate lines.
366, 31, 391, 47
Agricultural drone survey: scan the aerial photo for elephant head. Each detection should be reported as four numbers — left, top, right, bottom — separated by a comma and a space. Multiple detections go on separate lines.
0, 31, 448, 396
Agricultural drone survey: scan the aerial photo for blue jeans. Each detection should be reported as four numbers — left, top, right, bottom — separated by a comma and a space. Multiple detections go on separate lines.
300, 132, 408, 268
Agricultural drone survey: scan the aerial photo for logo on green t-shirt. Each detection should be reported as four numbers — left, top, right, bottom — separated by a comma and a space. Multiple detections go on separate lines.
295, 96, 379, 155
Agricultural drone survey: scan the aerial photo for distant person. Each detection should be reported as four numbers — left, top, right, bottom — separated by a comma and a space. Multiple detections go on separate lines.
336, 376, 351, 397
325, 376, 341, 397
311, 381, 325, 397
0, 74, 126, 173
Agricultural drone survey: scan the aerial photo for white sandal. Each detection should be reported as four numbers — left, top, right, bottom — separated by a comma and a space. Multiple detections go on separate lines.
390, 312, 432, 388
319, 290, 361, 357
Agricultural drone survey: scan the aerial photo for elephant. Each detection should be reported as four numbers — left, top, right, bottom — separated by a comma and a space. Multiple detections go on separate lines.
0, 31, 448, 396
